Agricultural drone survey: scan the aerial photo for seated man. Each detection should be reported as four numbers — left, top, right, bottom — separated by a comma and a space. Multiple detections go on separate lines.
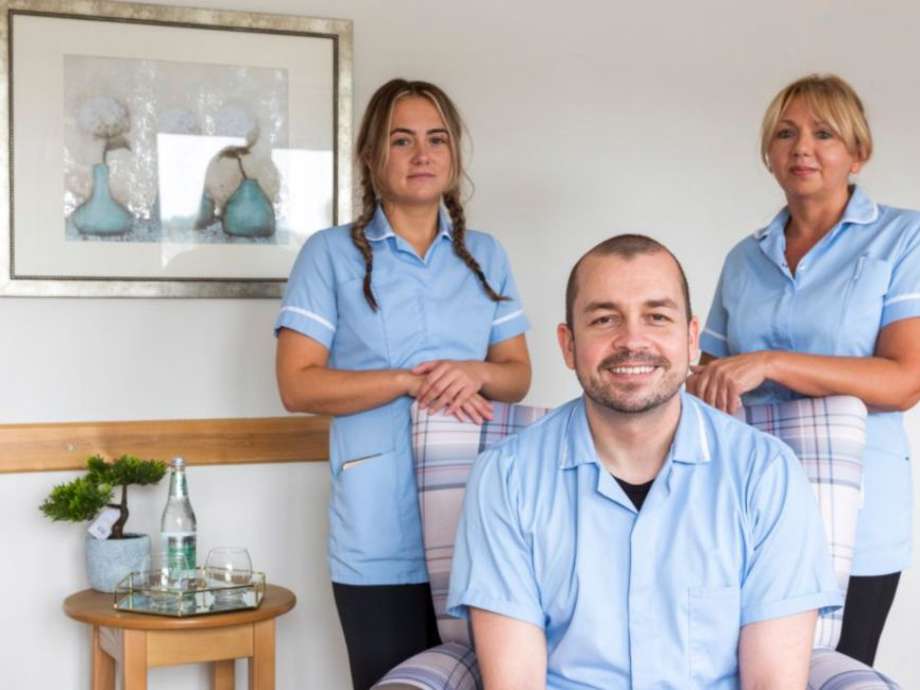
447, 235, 841, 689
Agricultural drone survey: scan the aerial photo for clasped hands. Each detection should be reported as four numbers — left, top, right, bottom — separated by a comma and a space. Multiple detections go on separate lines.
409, 360, 493, 424
406, 352, 773, 422
686, 351, 773, 414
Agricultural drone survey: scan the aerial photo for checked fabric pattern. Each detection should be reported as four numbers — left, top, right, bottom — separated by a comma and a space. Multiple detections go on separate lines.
410, 401, 550, 645
373, 642, 481, 690
808, 648, 900, 689
737, 395, 867, 649
374, 396, 898, 690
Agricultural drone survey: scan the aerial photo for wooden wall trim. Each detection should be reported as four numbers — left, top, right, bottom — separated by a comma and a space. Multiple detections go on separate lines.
0, 416, 331, 474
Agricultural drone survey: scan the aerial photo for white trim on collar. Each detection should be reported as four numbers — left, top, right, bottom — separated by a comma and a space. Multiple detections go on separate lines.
691, 399, 712, 463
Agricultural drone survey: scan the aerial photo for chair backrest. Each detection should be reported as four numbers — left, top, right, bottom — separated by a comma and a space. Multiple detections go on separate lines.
736, 394, 867, 648
412, 401, 550, 644
411, 395, 867, 649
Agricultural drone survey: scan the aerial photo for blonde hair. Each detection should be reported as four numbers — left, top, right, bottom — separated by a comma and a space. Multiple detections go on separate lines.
760, 74, 873, 166
349, 79, 505, 310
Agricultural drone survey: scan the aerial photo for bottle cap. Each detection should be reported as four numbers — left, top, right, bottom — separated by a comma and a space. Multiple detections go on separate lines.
172, 456, 185, 467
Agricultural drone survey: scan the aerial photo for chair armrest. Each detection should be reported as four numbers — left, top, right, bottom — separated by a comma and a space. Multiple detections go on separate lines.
809, 648, 901, 689
374, 642, 903, 689
373, 642, 481, 690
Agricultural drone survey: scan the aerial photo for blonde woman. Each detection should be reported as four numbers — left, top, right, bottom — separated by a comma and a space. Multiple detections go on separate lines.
274, 79, 531, 689
689, 74, 920, 665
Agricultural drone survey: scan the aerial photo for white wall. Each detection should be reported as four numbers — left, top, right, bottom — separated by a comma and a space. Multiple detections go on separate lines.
1, 0, 918, 687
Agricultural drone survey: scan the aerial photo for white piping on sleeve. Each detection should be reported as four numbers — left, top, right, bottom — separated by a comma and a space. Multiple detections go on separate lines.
280, 306, 336, 332
702, 328, 727, 342
492, 309, 524, 327
884, 293, 920, 307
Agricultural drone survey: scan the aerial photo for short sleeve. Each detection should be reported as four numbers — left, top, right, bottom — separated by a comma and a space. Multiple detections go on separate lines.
739, 445, 843, 625
881, 219, 920, 327
446, 447, 544, 628
273, 231, 338, 349
487, 239, 530, 345
699, 265, 731, 358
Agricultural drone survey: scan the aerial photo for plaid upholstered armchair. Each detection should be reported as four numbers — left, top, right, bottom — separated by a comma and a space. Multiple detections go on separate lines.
372, 396, 901, 690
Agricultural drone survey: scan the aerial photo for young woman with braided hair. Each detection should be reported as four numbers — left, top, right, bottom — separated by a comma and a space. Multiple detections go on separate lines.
274, 79, 531, 689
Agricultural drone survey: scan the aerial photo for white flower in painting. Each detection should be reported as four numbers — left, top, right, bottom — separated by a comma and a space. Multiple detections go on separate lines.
77, 96, 130, 139
159, 109, 200, 135
242, 155, 281, 200
203, 154, 245, 209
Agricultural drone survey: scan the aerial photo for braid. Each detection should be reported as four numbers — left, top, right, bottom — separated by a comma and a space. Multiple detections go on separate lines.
443, 191, 508, 303
350, 177, 379, 311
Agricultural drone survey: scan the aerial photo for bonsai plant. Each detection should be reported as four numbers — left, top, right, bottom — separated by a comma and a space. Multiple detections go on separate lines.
41, 454, 167, 592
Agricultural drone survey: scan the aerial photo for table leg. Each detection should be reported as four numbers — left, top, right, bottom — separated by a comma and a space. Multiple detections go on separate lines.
248, 620, 276, 690
122, 629, 148, 690
91, 625, 115, 690
212, 659, 235, 690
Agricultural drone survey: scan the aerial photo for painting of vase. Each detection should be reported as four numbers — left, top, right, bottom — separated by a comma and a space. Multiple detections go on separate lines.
72, 163, 133, 236
6, 4, 343, 296
63, 55, 291, 245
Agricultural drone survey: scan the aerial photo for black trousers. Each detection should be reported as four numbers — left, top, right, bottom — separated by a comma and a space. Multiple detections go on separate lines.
333, 582, 442, 690
836, 572, 901, 667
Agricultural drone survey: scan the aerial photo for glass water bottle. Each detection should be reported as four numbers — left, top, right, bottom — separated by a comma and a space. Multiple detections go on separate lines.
160, 456, 197, 575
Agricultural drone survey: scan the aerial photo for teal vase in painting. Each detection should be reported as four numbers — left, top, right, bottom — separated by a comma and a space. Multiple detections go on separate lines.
222, 179, 275, 238
72, 163, 133, 236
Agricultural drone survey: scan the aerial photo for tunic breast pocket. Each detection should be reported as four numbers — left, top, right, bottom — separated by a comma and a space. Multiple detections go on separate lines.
335, 276, 390, 366
688, 585, 740, 686
721, 271, 760, 352
839, 257, 892, 354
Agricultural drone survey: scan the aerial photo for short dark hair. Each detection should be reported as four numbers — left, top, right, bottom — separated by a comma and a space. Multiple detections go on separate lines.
565, 234, 692, 327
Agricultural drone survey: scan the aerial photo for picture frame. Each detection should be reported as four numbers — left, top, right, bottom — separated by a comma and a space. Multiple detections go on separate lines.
0, 0, 352, 298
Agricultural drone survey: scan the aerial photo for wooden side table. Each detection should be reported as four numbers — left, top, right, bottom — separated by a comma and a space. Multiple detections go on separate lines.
64, 584, 296, 690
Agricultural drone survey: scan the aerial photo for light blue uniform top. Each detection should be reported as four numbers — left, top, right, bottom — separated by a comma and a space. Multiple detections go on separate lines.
447, 392, 841, 690
274, 205, 529, 585
700, 186, 920, 576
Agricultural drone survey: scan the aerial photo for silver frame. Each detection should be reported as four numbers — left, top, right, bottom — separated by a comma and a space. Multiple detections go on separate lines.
0, 0, 352, 298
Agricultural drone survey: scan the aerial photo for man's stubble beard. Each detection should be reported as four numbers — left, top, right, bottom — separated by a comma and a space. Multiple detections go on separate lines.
575, 346, 685, 415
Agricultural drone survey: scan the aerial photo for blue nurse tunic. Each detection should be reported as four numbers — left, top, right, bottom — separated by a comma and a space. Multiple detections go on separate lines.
700, 186, 920, 576
275, 205, 529, 585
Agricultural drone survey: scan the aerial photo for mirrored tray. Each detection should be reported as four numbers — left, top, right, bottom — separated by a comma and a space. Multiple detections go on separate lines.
113, 568, 266, 617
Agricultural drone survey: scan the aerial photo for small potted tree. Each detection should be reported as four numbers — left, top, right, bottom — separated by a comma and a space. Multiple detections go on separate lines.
41, 454, 167, 592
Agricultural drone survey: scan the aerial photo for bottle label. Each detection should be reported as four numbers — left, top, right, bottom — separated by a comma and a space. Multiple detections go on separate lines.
162, 532, 197, 573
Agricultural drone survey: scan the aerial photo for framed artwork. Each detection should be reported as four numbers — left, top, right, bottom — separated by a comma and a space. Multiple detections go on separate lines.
0, 0, 352, 297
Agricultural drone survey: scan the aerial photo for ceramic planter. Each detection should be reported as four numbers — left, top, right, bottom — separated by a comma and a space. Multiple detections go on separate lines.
85, 533, 150, 593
